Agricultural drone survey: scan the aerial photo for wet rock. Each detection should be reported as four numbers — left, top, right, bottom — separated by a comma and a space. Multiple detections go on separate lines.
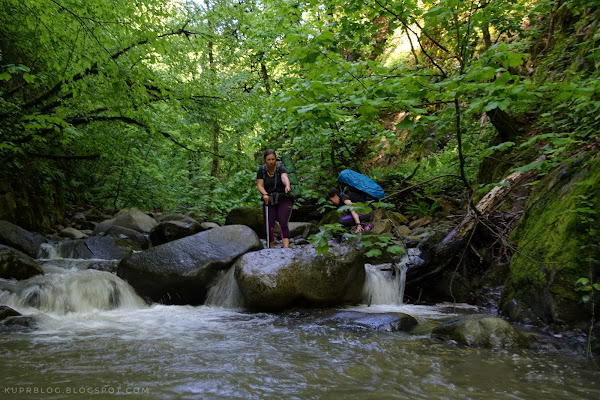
150, 220, 203, 246
47, 236, 133, 260
394, 225, 412, 237
60, 227, 88, 239
0, 220, 47, 258
371, 209, 409, 235
105, 225, 150, 250
225, 206, 264, 238
92, 219, 116, 235
84, 236, 132, 260
502, 157, 600, 327
113, 208, 158, 233
117, 225, 262, 305
158, 213, 199, 224
0, 315, 36, 332
93, 208, 157, 235
409, 217, 433, 229
0, 245, 44, 280
431, 314, 528, 348
287, 222, 319, 239
322, 311, 418, 332
0, 305, 21, 320
235, 245, 366, 311
201, 222, 220, 230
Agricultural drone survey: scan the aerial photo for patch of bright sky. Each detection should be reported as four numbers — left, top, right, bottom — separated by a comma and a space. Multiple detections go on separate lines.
383, 25, 421, 68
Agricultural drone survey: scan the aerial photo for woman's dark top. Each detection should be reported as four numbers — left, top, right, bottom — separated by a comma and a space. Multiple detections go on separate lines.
340, 188, 371, 204
257, 163, 288, 194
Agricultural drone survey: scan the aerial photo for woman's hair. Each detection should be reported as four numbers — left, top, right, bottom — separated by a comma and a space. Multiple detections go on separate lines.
327, 188, 340, 200
263, 149, 276, 160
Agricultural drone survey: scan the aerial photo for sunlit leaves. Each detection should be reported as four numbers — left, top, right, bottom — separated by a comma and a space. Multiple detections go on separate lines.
480, 141, 515, 158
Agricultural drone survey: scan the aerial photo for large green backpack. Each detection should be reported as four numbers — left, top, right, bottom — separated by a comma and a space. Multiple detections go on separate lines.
280, 154, 302, 200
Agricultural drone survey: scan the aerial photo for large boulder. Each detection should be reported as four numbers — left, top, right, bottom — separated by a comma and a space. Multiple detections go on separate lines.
235, 245, 366, 311
59, 227, 88, 239
431, 314, 528, 348
287, 222, 320, 239
44, 236, 133, 260
84, 236, 133, 260
93, 208, 157, 235
117, 225, 262, 304
502, 157, 600, 327
113, 207, 158, 233
105, 226, 150, 250
149, 220, 203, 246
0, 245, 44, 280
0, 220, 47, 258
225, 206, 264, 238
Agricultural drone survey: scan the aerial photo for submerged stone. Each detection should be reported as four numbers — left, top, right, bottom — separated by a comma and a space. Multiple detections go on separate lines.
321, 311, 418, 332
431, 314, 528, 348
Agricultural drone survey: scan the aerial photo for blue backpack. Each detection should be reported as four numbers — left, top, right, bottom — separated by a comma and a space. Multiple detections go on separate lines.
337, 169, 384, 201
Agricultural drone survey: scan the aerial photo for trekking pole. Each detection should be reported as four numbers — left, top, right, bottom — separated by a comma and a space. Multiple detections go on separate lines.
264, 202, 270, 249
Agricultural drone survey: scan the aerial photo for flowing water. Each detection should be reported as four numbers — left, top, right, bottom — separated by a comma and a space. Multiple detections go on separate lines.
0, 245, 599, 399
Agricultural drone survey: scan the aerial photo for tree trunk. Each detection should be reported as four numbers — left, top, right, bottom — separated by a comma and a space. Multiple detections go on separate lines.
486, 107, 519, 142
207, 2, 220, 187
260, 53, 271, 95
481, 0, 492, 48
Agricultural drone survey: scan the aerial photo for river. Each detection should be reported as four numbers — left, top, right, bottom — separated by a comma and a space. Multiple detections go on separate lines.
0, 252, 599, 399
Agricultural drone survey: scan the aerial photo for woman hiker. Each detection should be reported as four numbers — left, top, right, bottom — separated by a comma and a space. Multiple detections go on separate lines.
326, 188, 373, 235
257, 149, 293, 248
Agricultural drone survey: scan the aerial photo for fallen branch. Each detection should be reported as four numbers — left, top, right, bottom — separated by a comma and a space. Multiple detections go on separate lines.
450, 167, 539, 241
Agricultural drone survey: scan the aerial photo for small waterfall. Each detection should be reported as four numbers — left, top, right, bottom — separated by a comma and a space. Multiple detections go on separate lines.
39, 240, 92, 259
0, 266, 146, 315
37, 242, 120, 272
205, 267, 245, 309
361, 248, 419, 305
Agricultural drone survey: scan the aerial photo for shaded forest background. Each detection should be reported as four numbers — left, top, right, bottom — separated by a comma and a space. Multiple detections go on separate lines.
1, 0, 598, 230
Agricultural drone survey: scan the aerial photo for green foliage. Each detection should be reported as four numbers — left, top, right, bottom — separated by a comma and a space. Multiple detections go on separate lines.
310, 220, 405, 259
309, 224, 345, 254
1, 0, 599, 234
575, 278, 600, 304
405, 193, 442, 217
357, 234, 405, 259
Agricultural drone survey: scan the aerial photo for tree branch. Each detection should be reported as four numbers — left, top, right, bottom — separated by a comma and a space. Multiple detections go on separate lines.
26, 152, 100, 160
70, 115, 224, 158
20, 25, 204, 112
372, 0, 448, 78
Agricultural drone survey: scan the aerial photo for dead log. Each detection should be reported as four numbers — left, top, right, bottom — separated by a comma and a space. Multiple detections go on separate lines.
450, 168, 539, 241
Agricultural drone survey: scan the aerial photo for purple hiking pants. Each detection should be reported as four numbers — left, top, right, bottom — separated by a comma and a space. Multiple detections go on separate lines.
263, 196, 293, 243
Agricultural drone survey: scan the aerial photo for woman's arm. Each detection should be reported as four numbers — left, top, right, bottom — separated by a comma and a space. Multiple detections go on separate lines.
257, 179, 269, 204
281, 173, 291, 193
344, 198, 364, 232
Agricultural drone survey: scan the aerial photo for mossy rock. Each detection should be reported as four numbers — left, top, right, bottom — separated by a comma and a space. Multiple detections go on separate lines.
225, 206, 265, 238
432, 314, 528, 348
0, 245, 44, 280
502, 156, 600, 326
318, 209, 343, 226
